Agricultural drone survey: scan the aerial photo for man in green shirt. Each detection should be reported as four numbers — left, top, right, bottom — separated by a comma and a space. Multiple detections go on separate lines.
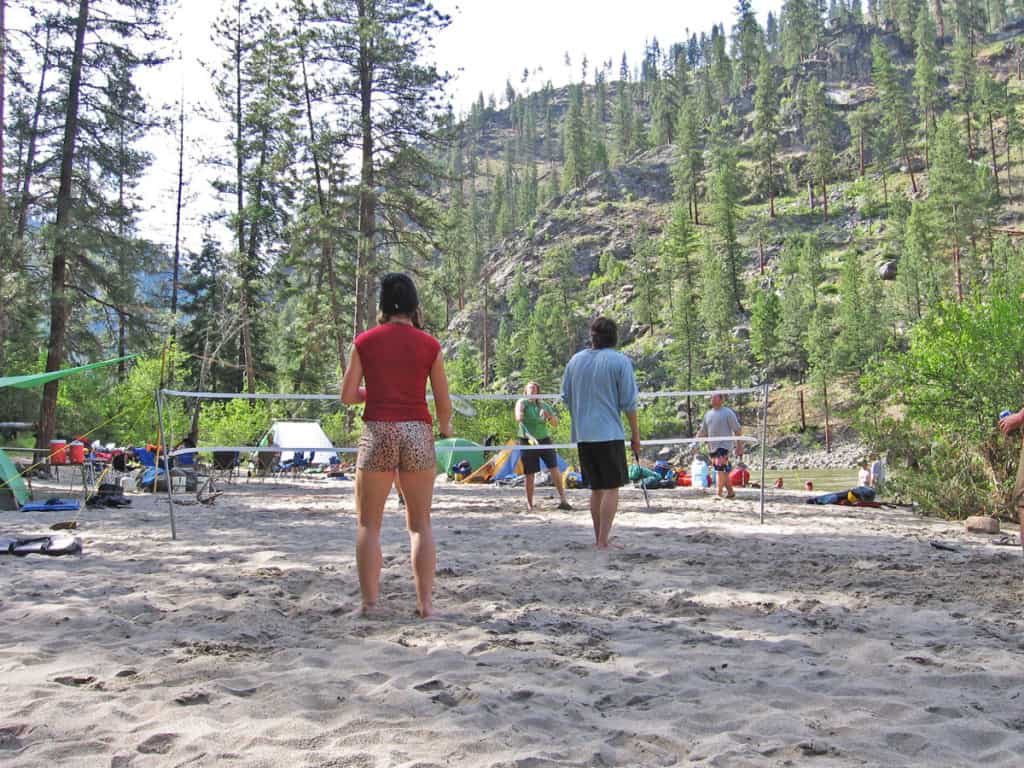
515, 381, 571, 512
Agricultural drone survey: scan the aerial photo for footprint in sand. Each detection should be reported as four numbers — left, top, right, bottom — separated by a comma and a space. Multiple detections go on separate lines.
136, 733, 178, 754
0, 724, 28, 751
174, 690, 211, 706
52, 675, 96, 687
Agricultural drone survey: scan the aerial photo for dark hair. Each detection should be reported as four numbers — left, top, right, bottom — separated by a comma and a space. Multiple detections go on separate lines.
590, 316, 617, 349
379, 272, 419, 319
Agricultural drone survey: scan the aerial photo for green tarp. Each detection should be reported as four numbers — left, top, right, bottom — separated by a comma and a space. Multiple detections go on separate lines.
0, 448, 30, 507
435, 437, 486, 475
0, 355, 136, 390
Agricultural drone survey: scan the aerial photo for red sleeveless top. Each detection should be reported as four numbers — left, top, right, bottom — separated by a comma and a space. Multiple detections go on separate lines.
353, 322, 441, 424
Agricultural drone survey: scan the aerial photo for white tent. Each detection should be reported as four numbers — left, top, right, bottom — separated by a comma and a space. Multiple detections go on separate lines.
264, 421, 336, 465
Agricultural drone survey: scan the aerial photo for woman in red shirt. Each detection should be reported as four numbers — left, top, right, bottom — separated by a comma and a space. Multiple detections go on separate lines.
341, 273, 452, 618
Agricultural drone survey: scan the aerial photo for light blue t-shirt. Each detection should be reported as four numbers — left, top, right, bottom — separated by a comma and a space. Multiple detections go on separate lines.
561, 348, 639, 443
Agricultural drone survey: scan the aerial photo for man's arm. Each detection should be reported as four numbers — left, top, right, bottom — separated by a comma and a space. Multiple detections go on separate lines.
627, 410, 641, 457
1000, 407, 1024, 436
619, 359, 641, 455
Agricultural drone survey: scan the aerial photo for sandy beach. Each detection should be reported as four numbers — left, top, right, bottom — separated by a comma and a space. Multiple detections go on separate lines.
1, 480, 1023, 767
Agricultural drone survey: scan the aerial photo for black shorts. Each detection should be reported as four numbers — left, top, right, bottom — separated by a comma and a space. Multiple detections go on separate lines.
519, 437, 558, 474
710, 447, 732, 473
578, 440, 628, 490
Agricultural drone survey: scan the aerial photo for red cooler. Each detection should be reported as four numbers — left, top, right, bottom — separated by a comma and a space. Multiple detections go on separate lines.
69, 441, 86, 465
49, 439, 67, 465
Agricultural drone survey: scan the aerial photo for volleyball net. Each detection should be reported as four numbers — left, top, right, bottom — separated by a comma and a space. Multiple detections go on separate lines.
154, 383, 772, 539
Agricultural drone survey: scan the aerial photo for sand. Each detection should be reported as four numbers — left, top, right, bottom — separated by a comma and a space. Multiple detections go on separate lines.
1, 479, 1023, 767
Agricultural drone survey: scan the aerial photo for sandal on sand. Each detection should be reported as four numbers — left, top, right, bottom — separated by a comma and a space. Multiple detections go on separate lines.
726, 491, 736, 500
993, 534, 1021, 546
556, 501, 572, 511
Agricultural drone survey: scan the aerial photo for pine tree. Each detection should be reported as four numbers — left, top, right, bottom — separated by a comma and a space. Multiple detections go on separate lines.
805, 303, 835, 452
913, 5, 940, 167
614, 78, 634, 162
896, 201, 942, 322
698, 235, 740, 384
660, 197, 703, 433
35, 0, 166, 450
750, 289, 782, 367
804, 79, 834, 219
781, 0, 816, 71
708, 131, 745, 313
632, 233, 661, 330
930, 112, 979, 301
753, 57, 780, 216
733, 0, 764, 87
976, 73, 1004, 195
952, 35, 977, 154
562, 86, 590, 190
674, 97, 704, 223
872, 38, 919, 195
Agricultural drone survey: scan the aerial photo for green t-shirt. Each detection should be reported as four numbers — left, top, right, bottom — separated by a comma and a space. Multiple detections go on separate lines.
516, 399, 553, 440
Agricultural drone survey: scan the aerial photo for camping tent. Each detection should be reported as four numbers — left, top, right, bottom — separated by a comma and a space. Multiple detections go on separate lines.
0, 448, 30, 510
261, 421, 336, 465
435, 437, 486, 475
460, 442, 568, 484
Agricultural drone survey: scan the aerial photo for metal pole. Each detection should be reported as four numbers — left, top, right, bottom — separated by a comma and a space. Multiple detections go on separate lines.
155, 388, 177, 540
759, 380, 769, 525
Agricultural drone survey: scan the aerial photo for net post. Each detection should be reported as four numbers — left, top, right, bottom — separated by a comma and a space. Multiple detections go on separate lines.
155, 388, 177, 540
759, 379, 769, 525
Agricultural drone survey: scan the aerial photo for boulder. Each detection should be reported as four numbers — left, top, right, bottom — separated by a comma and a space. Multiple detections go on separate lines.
964, 516, 1000, 534
878, 260, 898, 280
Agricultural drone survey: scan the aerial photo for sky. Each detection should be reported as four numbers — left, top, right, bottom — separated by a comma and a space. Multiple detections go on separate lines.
139, 0, 782, 253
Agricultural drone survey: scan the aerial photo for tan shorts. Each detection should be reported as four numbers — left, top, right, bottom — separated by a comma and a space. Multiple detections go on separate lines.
357, 421, 435, 473
1014, 437, 1024, 511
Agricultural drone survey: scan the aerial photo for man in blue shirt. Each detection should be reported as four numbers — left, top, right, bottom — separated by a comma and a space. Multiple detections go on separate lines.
562, 317, 641, 549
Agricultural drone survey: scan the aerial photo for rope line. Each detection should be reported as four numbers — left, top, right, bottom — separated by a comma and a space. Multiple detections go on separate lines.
161, 385, 767, 402
167, 435, 761, 459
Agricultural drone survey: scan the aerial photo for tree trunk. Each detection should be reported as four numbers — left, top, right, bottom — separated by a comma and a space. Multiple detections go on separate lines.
822, 380, 831, 454
882, 172, 888, 205
768, 155, 775, 217
758, 233, 765, 274
989, 112, 1000, 195
482, 283, 490, 387
232, 5, 255, 395
15, 27, 51, 242
807, 180, 814, 210
354, 0, 377, 337
902, 146, 918, 195
966, 109, 973, 156
691, 181, 699, 225
953, 206, 964, 301
821, 179, 828, 221
1006, 139, 1012, 199
0, 0, 6, 201
37, 0, 89, 451
799, 388, 806, 432
933, 0, 944, 40
171, 89, 186, 320
858, 131, 865, 176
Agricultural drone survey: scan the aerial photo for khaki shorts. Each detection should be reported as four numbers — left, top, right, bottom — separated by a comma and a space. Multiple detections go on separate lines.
1015, 437, 1024, 511
356, 421, 435, 473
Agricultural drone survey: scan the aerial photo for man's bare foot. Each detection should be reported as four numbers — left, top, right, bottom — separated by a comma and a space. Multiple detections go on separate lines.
416, 603, 434, 619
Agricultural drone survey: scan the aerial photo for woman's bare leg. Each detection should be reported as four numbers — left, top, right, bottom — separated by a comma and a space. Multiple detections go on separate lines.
524, 473, 535, 510
399, 468, 437, 618
354, 469, 394, 613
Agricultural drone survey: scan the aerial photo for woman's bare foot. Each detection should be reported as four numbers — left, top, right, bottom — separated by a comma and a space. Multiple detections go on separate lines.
350, 602, 377, 618
416, 602, 434, 619
595, 541, 624, 550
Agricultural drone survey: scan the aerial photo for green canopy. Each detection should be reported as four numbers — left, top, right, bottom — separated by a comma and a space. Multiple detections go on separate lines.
0, 448, 30, 508
435, 437, 486, 475
0, 355, 136, 391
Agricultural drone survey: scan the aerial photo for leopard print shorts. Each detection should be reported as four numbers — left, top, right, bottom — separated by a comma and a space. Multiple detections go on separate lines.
356, 421, 436, 473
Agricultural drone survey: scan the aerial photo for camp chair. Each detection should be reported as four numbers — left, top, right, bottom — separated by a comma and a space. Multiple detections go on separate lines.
212, 451, 240, 484
255, 449, 279, 482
